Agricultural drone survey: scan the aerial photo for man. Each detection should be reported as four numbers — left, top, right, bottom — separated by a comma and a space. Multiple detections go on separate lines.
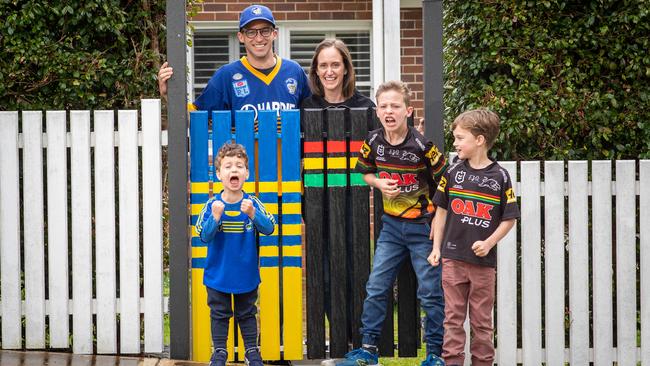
158, 4, 311, 120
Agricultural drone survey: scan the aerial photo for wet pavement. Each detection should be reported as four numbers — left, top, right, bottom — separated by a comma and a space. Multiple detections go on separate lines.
0, 351, 320, 366
0, 350, 207, 366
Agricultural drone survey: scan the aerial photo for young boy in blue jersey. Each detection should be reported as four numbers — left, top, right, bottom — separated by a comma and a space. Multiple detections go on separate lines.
158, 4, 311, 120
196, 143, 276, 366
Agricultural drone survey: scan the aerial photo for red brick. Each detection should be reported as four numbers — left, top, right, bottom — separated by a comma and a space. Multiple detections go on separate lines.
274, 3, 296, 11
311, 12, 333, 20
203, 3, 226, 11
403, 65, 422, 74
402, 74, 416, 83
190, 13, 215, 21
287, 11, 310, 20
214, 12, 238, 21
403, 47, 422, 56
320, 3, 344, 10
401, 9, 422, 20
296, 3, 319, 11
343, 3, 367, 10
402, 30, 421, 38
401, 56, 415, 64
414, 56, 423, 64
354, 11, 372, 19
414, 38, 422, 47
227, 3, 247, 12
401, 38, 415, 47
274, 12, 287, 20
401, 20, 416, 29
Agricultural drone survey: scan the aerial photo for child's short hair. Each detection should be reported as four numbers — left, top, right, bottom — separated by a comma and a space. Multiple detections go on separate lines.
375, 80, 411, 107
451, 109, 500, 149
215, 142, 249, 170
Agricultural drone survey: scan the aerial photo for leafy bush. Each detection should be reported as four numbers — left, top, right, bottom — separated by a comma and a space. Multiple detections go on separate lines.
0, 0, 166, 110
444, 1, 650, 160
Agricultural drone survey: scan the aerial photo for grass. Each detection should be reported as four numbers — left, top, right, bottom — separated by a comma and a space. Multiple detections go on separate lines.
379, 345, 426, 366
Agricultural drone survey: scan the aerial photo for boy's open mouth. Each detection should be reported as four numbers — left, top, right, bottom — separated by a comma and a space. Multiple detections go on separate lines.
229, 176, 240, 185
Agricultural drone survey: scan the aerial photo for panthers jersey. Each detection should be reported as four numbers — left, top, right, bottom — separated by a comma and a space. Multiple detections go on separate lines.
433, 159, 520, 267
356, 126, 447, 222
192, 56, 311, 123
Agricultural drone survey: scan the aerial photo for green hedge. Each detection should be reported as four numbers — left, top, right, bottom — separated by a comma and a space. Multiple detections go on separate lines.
444, 1, 650, 160
0, 0, 167, 110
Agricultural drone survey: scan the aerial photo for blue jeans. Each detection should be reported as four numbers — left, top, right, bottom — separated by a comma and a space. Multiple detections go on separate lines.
360, 215, 444, 356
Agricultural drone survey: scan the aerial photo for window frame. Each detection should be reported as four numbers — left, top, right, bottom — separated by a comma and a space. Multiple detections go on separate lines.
188, 20, 374, 102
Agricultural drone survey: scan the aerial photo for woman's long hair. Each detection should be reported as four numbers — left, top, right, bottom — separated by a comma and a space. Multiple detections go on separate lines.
308, 38, 356, 99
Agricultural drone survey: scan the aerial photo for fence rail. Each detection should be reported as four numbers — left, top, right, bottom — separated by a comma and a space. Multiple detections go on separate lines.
0, 100, 164, 354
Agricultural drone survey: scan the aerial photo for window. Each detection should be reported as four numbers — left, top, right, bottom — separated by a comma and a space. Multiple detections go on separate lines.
289, 31, 372, 97
190, 25, 372, 100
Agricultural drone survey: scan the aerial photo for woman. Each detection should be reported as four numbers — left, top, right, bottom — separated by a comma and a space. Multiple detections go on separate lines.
301, 39, 375, 109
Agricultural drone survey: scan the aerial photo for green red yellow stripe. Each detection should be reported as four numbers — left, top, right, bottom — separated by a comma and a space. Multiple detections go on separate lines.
449, 188, 500, 204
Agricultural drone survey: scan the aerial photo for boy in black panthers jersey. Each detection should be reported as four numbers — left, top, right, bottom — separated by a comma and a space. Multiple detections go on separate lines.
428, 109, 519, 366
335, 81, 447, 366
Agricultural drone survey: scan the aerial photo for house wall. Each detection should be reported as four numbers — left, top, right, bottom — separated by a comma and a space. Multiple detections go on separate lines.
192, 1, 425, 118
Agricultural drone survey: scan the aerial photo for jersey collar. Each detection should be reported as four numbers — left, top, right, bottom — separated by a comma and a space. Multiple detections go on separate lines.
241, 56, 282, 86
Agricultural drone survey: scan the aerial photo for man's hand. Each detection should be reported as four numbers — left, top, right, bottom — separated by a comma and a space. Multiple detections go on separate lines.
427, 247, 441, 266
471, 240, 492, 257
375, 178, 400, 198
211, 200, 225, 222
241, 198, 256, 219
158, 61, 173, 99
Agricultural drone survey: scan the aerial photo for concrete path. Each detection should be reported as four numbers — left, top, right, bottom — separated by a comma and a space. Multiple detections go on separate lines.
0, 350, 323, 366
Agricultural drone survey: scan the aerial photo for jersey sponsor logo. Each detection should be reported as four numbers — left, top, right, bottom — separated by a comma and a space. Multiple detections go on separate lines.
451, 198, 494, 220
241, 101, 297, 121
468, 174, 480, 183
245, 221, 254, 232
479, 177, 501, 191
415, 137, 426, 150
455, 170, 466, 184
437, 176, 447, 192
233, 73, 243, 80
506, 187, 516, 203
425, 145, 442, 164
388, 148, 400, 157
285, 78, 297, 94
360, 142, 371, 159
379, 171, 419, 192
233, 80, 250, 97
452, 197, 493, 228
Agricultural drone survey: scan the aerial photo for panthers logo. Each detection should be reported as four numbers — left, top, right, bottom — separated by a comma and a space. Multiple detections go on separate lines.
360, 142, 371, 159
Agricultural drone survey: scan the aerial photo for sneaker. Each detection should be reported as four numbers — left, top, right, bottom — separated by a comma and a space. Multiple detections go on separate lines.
420, 353, 445, 366
335, 347, 379, 366
210, 348, 228, 366
245, 347, 264, 366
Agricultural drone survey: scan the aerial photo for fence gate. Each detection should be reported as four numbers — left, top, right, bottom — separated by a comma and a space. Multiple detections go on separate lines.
302, 107, 422, 359
189, 110, 303, 362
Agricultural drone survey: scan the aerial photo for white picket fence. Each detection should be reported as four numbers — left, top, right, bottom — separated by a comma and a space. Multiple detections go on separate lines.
0, 100, 165, 354
0, 101, 648, 364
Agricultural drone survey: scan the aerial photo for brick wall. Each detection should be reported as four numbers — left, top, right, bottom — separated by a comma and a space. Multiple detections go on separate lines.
192, 0, 373, 21
400, 7, 424, 120
192, 2, 425, 118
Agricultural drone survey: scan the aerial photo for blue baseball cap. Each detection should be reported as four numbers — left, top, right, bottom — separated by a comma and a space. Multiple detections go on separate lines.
239, 5, 276, 29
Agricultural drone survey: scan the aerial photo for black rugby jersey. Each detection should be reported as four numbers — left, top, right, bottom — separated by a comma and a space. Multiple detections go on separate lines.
356, 126, 447, 222
433, 159, 520, 267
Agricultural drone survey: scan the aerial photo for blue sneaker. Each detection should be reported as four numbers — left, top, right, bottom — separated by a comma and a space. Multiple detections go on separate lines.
245, 347, 264, 366
335, 347, 379, 366
210, 348, 228, 366
420, 353, 445, 366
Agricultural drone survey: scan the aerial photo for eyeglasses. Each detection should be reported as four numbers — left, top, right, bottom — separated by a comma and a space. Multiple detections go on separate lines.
241, 27, 274, 39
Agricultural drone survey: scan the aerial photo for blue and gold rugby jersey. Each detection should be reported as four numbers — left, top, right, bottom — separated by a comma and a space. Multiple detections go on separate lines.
195, 191, 275, 294
192, 56, 311, 123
